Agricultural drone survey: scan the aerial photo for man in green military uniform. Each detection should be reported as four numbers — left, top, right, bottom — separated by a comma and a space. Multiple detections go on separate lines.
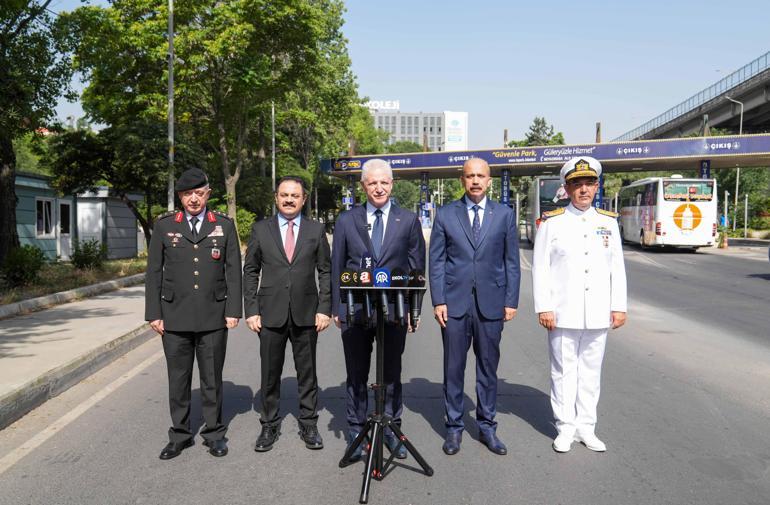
145, 167, 242, 460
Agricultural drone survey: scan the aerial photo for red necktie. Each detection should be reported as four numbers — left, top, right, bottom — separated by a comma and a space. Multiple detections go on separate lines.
285, 220, 295, 262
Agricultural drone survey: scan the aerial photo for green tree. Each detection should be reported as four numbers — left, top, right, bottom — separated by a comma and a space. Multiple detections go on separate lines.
66, 0, 353, 231
0, 0, 74, 265
44, 121, 201, 245
348, 105, 388, 155
507, 117, 565, 148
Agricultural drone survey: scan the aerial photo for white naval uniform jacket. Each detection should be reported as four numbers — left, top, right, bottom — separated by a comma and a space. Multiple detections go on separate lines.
532, 203, 627, 329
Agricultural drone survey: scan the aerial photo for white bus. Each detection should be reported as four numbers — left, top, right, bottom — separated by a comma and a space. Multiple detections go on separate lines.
618, 175, 718, 250
525, 176, 570, 243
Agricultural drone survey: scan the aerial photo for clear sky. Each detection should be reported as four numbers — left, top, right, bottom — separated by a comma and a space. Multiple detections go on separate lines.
54, 0, 769, 148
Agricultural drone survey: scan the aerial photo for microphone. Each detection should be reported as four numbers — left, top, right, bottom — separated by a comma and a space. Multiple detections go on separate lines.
359, 254, 374, 326
408, 270, 426, 328
340, 270, 356, 323
373, 267, 391, 317
391, 268, 408, 327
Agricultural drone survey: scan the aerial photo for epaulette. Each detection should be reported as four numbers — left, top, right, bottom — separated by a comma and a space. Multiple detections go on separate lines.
155, 210, 179, 222
541, 208, 566, 220
211, 210, 232, 221
596, 208, 619, 218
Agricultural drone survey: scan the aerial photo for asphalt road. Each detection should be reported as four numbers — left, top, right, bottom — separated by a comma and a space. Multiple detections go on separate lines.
0, 245, 768, 505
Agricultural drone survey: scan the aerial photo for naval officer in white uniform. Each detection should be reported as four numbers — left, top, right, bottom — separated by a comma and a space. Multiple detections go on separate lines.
532, 156, 627, 453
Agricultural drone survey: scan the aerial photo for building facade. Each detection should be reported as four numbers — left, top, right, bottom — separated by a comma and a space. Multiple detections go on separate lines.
367, 101, 468, 152
15, 173, 142, 261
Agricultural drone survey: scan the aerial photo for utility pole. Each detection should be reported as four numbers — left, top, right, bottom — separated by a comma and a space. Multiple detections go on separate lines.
726, 97, 743, 231
271, 101, 276, 215
166, 0, 175, 211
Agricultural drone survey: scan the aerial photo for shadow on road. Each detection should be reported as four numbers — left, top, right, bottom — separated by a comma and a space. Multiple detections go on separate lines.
189, 381, 254, 436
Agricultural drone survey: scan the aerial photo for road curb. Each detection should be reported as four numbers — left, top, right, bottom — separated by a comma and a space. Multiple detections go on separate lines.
0, 323, 155, 431
0, 273, 146, 321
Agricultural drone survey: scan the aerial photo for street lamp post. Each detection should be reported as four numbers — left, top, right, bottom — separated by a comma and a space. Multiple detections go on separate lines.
726, 96, 743, 231
167, 0, 175, 211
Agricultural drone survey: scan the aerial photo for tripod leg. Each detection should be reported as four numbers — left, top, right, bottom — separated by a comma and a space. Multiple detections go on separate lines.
359, 422, 382, 504
339, 422, 372, 468
389, 423, 434, 477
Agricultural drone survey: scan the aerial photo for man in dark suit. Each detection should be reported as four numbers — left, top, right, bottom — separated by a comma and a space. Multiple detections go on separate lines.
243, 176, 332, 452
331, 159, 426, 460
429, 157, 520, 456
145, 167, 242, 460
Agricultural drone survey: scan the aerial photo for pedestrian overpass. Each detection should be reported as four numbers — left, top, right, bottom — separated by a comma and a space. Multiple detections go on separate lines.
322, 134, 770, 216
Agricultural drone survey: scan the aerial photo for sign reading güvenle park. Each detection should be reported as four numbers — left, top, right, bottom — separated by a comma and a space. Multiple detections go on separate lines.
322, 135, 770, 176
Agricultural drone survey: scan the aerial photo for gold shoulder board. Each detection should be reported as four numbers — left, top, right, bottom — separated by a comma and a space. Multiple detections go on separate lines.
596, 208, 619, 218
541, 207, 566, 220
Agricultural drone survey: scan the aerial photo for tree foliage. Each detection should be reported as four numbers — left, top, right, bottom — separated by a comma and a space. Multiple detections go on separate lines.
64, 0, 359, 229
0, 0, 74, 265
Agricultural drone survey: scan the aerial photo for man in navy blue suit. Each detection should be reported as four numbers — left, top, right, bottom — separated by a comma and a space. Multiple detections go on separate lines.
331, 159, 426, 460
429, 157, 521, 456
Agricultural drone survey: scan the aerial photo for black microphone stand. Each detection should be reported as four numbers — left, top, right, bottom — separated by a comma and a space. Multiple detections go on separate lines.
338, 285, 433, 504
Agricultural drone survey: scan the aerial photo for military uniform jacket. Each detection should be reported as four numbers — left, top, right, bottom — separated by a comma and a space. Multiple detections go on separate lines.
532, 204, 627, 330
145, 210, 243, 332
242, 216, 332, 327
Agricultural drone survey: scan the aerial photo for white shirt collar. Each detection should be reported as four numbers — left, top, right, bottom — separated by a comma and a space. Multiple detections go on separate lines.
567, 203, 595, 216
465, 196, 488, 210
366, 199, 392, 216
185, 207, 207, 223
278, 212, 301, 227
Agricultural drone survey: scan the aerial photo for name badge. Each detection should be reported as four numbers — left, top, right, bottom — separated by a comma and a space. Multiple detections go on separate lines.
211, 247, 221, 260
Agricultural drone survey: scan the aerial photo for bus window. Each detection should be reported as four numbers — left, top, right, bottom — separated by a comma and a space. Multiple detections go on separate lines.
663, 181, 714, 201
539, 178, 569, 211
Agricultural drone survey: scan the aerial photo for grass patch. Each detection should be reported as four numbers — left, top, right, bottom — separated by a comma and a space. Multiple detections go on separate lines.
0, 257, 146, 306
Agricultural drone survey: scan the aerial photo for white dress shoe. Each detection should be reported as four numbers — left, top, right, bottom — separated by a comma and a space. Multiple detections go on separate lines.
552, 433, 574, 453
575, 432, 606, 452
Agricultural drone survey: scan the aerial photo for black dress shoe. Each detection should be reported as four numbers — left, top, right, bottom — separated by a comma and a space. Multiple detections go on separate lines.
159, 439, 193, 460
255, 425, 280, 452
203, 438, 228, 457
384, 432, 407, 459
298, 425, 324, 450
479, 432, 507, 455
442, 432, 462, 456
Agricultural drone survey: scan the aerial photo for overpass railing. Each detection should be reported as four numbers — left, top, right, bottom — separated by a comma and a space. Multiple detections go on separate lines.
615, 51, 770, 141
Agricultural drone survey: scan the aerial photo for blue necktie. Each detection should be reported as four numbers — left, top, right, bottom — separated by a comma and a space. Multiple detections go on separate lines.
471, 205, 481, 244
371, 209, 384, 258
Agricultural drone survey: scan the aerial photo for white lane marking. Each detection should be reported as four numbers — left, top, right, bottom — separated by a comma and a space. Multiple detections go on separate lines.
0, 349, 164, 476
624, 250, 669, 270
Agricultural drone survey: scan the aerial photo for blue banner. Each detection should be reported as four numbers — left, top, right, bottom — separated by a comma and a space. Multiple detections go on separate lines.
323, 135, 770, 174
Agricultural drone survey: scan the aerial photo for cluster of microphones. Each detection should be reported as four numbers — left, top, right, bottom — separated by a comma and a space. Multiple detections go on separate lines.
339, 254, 425, 331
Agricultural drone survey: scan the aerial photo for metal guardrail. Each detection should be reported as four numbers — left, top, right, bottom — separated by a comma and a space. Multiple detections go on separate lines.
615, 51, 770, 141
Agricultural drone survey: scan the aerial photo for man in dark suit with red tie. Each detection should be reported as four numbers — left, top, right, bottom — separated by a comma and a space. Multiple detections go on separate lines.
243, 176, 332, 452
331, 159, 426, 460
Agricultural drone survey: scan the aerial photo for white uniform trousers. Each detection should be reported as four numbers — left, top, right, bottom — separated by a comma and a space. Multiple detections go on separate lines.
548, 327, 608, 436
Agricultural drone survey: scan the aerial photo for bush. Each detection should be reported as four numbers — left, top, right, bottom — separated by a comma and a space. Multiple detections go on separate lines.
1, 245, 47, 287
71, 239, 107, 270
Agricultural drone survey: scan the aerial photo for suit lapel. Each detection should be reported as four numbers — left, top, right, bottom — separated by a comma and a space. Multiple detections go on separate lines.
477, 200, 495, 247
179, 215, 195, 243
377, 205, 400, 262
353, 205, 375, 256
196, 213, 214, 244
454, 199, 475, 248
267, 216, 289, 263
291, 217, 311, 260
